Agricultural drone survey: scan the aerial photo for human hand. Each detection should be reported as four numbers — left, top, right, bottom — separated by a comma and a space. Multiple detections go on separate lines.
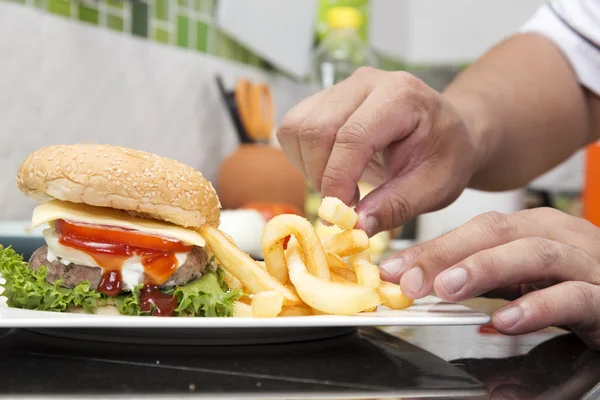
277, 67, 481, 236
381, 207, 600, 349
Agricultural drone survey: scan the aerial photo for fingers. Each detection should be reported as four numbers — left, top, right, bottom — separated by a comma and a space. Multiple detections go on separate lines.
321, 73, 426, 205
381, 211, 551, 295
277, 88, 333, 179
355, 164, 440, 236
433, 238, 600, 301
492, 281, 600, 349
297, 78, 370, 193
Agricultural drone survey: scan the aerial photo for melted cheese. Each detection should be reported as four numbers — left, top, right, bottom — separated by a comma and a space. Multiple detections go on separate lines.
32, 200, 205, 247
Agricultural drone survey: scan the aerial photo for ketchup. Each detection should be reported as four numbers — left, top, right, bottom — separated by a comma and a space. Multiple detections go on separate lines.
54, 219, 192, 298
139, 285, 177, 316
97, 270, 122, 297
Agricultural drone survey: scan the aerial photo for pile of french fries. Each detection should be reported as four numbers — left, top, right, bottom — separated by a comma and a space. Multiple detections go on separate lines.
199, 197, 414, 317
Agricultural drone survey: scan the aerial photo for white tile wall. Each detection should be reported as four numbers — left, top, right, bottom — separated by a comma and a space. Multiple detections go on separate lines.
0, 2, 313, 220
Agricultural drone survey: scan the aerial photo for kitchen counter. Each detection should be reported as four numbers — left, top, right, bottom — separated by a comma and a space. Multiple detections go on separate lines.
0, 299, 598, 399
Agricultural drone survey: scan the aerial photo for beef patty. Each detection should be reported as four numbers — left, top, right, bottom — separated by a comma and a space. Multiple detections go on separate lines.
28, 245, 208, 291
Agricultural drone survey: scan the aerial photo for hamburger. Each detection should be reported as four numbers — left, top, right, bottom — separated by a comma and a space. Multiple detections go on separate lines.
0, 144, 242, 316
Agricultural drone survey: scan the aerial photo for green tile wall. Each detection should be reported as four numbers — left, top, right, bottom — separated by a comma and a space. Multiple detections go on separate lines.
6, 0, 267, 69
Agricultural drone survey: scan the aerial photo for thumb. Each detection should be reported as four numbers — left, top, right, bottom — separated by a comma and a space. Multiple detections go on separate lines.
355, 166, 459, 236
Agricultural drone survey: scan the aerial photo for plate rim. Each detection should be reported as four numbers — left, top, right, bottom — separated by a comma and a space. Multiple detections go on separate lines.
0, 295, 492, 328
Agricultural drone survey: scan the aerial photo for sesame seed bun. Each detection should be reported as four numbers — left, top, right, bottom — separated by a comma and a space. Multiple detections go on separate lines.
16, 144, 220, 228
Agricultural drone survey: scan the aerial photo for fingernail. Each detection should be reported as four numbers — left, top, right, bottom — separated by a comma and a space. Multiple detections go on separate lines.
359, 215, 378, 235
495, 306, 522, 328
402, 266, 424, 294
380, 256, 409, 277
439, 268, 468, 294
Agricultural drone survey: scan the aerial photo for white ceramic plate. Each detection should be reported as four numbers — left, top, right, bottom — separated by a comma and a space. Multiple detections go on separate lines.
0, 295, 489, 328
0, 295, 490, 345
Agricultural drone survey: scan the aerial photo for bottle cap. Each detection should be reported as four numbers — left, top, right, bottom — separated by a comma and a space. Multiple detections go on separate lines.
327, 6, 362, 30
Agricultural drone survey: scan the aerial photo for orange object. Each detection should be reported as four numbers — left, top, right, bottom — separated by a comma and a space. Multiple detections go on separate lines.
584, 141, 600, 226
235, 79, 274, 142
216, 145, 306, 212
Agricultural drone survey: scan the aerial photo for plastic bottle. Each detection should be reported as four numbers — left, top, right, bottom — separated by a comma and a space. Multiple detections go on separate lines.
305, 6, 376, 224
312, 6, 376, 89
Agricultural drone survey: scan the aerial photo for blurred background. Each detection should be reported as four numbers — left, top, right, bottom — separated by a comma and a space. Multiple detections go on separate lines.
0, 0, 585, 260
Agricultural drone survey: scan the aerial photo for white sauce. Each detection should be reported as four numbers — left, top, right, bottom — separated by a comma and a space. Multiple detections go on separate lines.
42, 228, 190, 290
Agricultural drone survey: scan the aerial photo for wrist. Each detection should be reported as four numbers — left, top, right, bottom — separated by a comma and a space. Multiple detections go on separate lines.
444, 90, 496, 188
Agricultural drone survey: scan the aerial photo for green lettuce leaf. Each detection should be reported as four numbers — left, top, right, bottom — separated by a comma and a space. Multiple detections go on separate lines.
172, 269, 243, 317
0, 246, 103, 313
0, 246, 242, 317
112, 270, 242, 317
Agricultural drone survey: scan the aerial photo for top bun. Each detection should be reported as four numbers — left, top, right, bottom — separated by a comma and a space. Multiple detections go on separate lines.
16, 144, 220, 228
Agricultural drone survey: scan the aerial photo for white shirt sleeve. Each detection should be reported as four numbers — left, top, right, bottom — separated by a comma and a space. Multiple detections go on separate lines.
520, 0, 600, 96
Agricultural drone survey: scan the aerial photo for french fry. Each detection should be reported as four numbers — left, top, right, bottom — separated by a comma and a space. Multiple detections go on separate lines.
378, 281, 414, 310
199, 226, 301, 306
233, 301, 253, 317
325, 252, 347, 269
279, 305, 313, 317
262, 243, 288, 284
318, 196, 358, 230
286, 238, 380, 315
251, 291, 284, 318
331, 273, 353, 284
222, 269, 244, 291
203, 196, 416, 318
330, 267, 358, 283
262, 214, 330, 280
257, 260, 268, 270
348, 253, 381, 289
323, 230, 370, 257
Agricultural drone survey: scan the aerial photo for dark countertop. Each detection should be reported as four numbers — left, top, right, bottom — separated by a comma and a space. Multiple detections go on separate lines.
0, 299, 599, 399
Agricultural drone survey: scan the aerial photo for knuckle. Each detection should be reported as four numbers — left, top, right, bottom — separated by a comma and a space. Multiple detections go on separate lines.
385, 193, 413, 228
422, 238, 454, 267
337, 119, 371, 149
277, 115, 302, 140
473, 211, 516, 241
537, 206, 563, 217
352, 66, 380, 79
391, 71, 422, 89
571, 282, 595, 312
400, 245, 425, 264
298, 121, 334, 147
526, 237, 560, 267
470, 250, 502, 282
321, 163, 349, 191
527, 290, 555, 319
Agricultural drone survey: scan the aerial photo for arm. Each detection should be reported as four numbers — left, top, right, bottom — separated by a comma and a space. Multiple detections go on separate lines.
444, 33, 599, 191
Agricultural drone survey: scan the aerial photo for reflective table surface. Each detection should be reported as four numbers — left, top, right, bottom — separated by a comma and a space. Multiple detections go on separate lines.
0, 298, 598, 399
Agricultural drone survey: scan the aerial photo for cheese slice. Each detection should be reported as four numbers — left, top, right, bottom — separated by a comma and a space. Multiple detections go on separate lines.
31, 200, 205, 247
